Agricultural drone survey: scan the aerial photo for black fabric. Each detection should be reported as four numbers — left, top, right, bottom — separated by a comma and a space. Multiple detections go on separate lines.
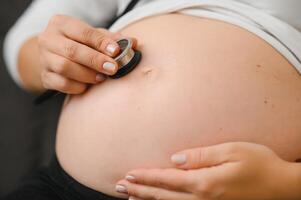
120, 0, 140, 16
0, 0, 61, 196
107, 0, 140, 28
0, 0, 140, 197
1, 156, 125, 200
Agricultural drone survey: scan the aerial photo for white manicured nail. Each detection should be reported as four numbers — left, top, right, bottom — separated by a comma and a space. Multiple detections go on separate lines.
103, 62, 116, 74
96, 74, 106, 82
106, 43, 118, 55
115, 184, 127, 193
125, 175, 136, 182
129, 196, 136, 200
171, 154, 187, 165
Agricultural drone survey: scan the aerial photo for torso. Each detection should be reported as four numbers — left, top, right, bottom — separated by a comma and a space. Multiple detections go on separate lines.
56, 14, 301, 198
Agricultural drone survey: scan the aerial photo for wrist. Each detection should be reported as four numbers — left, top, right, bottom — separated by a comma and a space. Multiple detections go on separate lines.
18, 36, 45, 93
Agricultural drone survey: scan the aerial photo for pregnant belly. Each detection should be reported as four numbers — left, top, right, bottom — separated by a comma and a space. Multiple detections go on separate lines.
56, 14, 301, 198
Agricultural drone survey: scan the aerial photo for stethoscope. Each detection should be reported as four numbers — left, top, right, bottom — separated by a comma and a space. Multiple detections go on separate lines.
34, 38, 142, 105
109, 38, 142, 79
34, 0, 142, 105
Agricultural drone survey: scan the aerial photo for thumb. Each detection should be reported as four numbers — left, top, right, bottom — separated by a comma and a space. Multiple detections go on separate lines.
170, 143, 238, 170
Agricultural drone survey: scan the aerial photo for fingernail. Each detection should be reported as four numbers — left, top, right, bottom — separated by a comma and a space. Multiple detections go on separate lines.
103, 62, 117, 74
129, 197, 136, 200
115, 184, 128, 194
171, 154, 187, 165
125, 175, 136, 182
106, 43, 118, 55
96, 74, 106, 82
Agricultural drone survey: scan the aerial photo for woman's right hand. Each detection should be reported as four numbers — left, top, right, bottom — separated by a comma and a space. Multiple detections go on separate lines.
38, 15, 122, 94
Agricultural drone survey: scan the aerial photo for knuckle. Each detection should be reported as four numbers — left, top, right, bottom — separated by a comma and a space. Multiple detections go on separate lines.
40, 72, 49, 88
38, 33, 47, 46
94, 34, 106, 49
190, 149, 203, 168
81, 28, 95, 43
153, 178, 165, 188
64, 42, 77, 59
198, 149, 206, 164
195, 180, 214, 197
183, 172, 196, 189
127, 185, 138, 196
71, 86, 86, 95
42, 82, 50, 89
41, 70, 49, 81
154, 193, 164, 200
55, 58, 70, 74
49, 15, 65, 26
88, 53, 101, 68
56, 78, 69, 91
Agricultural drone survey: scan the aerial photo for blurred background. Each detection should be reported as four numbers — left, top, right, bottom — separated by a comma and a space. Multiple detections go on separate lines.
0, 0, 63, 196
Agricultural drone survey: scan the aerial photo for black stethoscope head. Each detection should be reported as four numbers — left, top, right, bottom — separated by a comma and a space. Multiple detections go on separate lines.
110, 38, 142, 79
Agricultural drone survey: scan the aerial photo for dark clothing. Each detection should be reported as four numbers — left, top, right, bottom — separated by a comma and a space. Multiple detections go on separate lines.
0, 0, 140, 197
2, 156, 125, 200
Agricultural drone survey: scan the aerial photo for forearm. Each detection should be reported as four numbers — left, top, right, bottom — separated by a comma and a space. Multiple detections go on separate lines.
18, 36, 44, 93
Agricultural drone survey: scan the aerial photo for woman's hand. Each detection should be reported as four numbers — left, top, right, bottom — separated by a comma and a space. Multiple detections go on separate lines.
116, 142, 301, 200
38, 15, 135, 94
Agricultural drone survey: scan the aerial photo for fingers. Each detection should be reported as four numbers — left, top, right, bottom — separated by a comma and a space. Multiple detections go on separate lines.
43, 35, 119, 75
38, 14, 139, 94
49, 15, 120, 56
41, 71, 87, 94
121, 168, 229, 200
124, 168, 194, 193
45, 53, 106, 84
116, 180, 196, 200
170, 142, 246, 170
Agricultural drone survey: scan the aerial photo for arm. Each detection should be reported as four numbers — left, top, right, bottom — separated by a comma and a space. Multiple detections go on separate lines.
4, 0, 118, 93
18, 37, 42, 92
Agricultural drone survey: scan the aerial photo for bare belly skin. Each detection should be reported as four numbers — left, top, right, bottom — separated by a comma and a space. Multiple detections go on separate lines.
56, 14, 301, 198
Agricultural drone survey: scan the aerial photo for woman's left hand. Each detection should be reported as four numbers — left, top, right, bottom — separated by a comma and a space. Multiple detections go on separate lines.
116, 142, 301, 200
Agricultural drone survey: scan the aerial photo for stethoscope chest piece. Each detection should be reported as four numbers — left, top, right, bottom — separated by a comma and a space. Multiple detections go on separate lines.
34, 38, 141, 105
109, 38, 142, 79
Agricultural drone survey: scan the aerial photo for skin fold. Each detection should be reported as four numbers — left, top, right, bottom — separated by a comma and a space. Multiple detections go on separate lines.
55, 14, 301, 198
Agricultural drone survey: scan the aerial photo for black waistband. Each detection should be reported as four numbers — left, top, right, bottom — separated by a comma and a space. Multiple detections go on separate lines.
48, 156, 125, 200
